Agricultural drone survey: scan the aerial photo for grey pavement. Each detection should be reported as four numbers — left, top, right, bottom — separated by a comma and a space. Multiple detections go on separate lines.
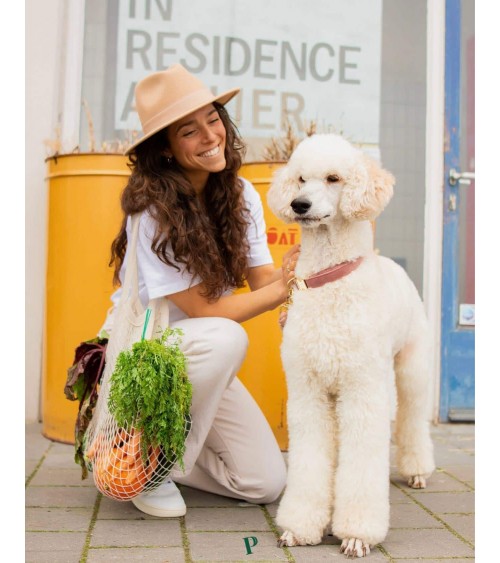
26, 422, 474, 562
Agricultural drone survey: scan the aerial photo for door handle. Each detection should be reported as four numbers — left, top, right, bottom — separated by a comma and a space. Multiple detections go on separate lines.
449, 168, 475, 186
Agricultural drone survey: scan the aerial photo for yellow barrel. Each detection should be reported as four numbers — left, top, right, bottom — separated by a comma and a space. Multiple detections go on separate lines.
43, 154, 129, 443
237, 162, 296, 450
42, 156, 293, 448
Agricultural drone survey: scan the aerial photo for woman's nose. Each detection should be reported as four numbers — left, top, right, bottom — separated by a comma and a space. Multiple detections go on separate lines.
200, 125, 217, 142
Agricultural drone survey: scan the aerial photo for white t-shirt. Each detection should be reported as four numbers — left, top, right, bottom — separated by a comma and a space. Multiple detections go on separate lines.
105, 177, 273, 326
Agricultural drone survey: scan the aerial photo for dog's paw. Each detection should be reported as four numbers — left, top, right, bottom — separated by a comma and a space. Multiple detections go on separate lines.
340, 538, 371, 557
277, 530, 308, 547
408, 474, 427, 489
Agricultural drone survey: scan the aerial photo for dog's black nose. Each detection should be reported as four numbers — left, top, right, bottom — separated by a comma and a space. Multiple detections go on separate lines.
291, 198, 312, 215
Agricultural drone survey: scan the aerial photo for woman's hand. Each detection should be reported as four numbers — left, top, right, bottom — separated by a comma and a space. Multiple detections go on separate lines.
281, 244, 301, 288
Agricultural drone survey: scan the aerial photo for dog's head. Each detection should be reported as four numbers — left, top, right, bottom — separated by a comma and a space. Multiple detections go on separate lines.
267, 134, 395, 228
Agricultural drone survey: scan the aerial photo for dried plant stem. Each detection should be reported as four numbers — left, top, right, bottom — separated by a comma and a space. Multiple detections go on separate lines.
82, 99, 96, 152
262, 115, 319, 161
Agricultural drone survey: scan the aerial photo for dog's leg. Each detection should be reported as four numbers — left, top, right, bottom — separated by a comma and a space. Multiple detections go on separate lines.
276, 378, 336, 547
332, 375, 391, 555
394, 332, 435, 488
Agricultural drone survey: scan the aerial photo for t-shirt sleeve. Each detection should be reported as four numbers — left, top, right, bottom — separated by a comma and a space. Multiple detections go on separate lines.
241, 178, 274, 268
133, 212, 202, 300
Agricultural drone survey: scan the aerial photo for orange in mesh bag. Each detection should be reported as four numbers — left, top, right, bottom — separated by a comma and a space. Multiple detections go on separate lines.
86, 427, 162, 500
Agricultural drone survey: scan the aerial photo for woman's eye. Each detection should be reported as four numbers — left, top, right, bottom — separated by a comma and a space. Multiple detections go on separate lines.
327, 175, 340, 183
182, 130, 196, 137
209, 118, 220, 124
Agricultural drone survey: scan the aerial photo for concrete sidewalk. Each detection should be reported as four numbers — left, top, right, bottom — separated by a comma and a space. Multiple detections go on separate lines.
26, 422, 474, 562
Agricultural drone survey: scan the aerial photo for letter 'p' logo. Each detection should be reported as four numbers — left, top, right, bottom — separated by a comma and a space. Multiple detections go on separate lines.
243, 536, 258, 554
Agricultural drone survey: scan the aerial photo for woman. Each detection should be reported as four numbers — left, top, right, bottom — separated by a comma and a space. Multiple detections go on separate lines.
103, 64, 299, 518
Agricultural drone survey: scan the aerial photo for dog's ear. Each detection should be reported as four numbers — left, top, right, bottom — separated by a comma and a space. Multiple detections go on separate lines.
267, 165, 297, 223
339, 154, 395, 221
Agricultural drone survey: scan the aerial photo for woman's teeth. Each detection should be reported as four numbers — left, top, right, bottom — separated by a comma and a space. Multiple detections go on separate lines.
199, 146, 220, 158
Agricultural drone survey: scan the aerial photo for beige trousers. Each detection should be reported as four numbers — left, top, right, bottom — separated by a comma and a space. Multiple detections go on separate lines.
169, 317, 286, 504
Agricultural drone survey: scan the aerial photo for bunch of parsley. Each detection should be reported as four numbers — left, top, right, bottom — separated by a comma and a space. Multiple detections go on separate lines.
107, 327, 192, 469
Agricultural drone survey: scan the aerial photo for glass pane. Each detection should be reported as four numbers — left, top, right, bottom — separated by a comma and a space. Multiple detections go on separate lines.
375, 0, 427, 296
79, 0, 428, 294
458, 0, 475, 309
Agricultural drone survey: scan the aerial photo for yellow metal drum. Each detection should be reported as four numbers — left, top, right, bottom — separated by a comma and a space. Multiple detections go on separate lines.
42, 156, 293, 448
43, 154, 129, 443
237, 162, 295, 450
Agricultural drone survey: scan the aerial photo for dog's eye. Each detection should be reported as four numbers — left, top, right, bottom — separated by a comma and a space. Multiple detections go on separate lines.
327, 175, 340, 183
298, 176, 305, 184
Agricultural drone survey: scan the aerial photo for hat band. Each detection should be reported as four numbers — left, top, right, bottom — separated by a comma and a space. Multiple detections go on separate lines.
141, 88, 217, 134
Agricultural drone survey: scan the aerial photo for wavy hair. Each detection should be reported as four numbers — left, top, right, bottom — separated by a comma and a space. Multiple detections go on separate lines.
110, 103, 250, 301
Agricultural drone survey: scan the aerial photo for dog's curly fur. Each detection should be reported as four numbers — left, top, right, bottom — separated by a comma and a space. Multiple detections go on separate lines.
267, 134, 435, 558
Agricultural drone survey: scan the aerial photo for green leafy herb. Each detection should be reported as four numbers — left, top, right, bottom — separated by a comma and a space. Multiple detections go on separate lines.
64, 337, 108, 479
107, 327, 191, 469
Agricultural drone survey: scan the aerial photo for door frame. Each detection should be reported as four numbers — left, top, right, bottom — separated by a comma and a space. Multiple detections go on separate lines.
423, 0, 446, 423
439, 0, 475, 421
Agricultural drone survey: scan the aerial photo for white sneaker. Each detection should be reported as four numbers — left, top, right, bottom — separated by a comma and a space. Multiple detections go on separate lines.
131, 479, 186, 517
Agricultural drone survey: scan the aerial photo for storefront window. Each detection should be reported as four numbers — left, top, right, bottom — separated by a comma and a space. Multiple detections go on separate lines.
80, 0, 427, 293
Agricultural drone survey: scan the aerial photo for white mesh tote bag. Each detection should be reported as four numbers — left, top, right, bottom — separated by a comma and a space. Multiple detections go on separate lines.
84, 213, 191, 500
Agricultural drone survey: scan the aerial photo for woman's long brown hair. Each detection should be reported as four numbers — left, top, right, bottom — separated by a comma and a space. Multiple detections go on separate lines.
110, 103, 250, 301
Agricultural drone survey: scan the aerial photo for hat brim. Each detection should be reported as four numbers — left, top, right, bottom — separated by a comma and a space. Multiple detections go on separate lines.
124, 87, 240, 155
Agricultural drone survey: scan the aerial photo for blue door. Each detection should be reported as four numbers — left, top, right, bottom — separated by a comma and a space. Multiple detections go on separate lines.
440, 0, 475, 421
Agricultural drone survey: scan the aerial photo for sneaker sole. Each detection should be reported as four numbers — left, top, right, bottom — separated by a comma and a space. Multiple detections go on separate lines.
131, 497, 187, 517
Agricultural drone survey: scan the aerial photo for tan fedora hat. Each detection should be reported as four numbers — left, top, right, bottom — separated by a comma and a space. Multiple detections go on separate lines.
126, 64, 240, 154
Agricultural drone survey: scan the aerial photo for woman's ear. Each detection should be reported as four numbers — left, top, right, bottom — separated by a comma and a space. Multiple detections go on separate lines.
339, 154, 395, 221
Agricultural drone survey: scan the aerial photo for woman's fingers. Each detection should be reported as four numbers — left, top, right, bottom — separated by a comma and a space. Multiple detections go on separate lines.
281, 244, 301, 274
282, 244, 301, 263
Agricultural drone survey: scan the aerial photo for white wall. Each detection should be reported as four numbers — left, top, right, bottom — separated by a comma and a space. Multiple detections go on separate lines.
25, 0, 65, 421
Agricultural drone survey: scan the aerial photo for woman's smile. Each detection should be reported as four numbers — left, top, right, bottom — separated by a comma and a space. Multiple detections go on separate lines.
198, 145, 221, 158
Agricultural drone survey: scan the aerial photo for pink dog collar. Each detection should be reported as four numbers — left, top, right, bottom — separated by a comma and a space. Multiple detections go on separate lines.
291, 257, 364, 290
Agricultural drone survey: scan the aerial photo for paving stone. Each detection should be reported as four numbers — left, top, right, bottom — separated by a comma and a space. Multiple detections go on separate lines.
26, 433, 52, 460
434, 448, 475, 467
97, 496, 160, 520
412, 491, 475, 514
188, 531, 285, 561
91, 518, 182, 547
179, 485, 241, 507
41, 451, 80, 470
25, 551, 83, 563
389, 483, 413, 503
24, 422, 477, 561
50, 442, 76, 454
30, 467, 95, 487
390, 501, 443, 529
86, 546, 186, 562
25, 486, 98, 508
26, 422, 43, 435
26, 507, 93, 532
25, 531, 86, 555
415, 469, 471, 492
383, 528, 474, 558
441, 513, 475, 544
185, 506, 270, 532
26, 459, 39, 478
394, 559, 473, 562
444, 464, 476, 485
289, 540, 389, 562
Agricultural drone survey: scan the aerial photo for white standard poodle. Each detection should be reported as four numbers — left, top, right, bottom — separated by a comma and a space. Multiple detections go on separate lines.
267, 134, 435, 558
